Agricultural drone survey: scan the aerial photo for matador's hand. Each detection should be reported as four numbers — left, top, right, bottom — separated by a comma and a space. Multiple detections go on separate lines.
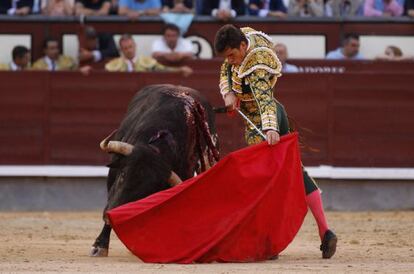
223, 92, 238, 111
266, 130, 280, 146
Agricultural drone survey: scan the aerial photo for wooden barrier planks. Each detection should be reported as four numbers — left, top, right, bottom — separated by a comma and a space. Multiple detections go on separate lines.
0, 70, 413, 167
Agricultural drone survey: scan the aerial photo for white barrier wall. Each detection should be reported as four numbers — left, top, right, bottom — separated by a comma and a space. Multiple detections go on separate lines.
1, 34, 413, 63
0, 35, 31, 64
270, 35, 326, 58
62, 34, 414, 60
360, 36, 414, 59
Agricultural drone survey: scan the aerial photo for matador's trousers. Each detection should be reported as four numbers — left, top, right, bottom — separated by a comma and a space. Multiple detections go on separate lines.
240, 99, 318, 195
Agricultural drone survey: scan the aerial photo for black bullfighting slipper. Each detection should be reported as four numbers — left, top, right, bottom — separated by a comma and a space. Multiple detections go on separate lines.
320, 229, 337, 259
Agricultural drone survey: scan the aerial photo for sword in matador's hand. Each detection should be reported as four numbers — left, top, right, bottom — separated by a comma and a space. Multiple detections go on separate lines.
213, 106, 267, 140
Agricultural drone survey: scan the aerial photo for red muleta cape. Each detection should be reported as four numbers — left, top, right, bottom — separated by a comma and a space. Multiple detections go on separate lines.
107, 133, 307, 263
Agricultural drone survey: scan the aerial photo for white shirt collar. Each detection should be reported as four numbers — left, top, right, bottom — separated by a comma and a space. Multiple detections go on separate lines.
44, 56, 57, 70
10, 61, 20, 71
124, 56, 138, 72
123, 55, 138, 62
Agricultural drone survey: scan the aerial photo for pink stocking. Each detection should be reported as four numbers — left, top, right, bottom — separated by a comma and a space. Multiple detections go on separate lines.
306, 190, 329, 240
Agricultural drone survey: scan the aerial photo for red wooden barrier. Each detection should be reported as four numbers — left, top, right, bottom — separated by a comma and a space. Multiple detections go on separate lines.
187, 59, 414, 73
0, 70, 413, 167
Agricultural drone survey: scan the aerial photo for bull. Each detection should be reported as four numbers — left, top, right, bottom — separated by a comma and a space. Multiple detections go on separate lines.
90, 84, 219, 256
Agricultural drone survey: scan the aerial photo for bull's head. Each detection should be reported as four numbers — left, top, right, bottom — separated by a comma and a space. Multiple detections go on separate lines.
100, 131, 182, 213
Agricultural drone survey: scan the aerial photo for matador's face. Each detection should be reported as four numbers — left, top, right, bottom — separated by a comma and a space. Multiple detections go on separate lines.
223, 41, 248, 66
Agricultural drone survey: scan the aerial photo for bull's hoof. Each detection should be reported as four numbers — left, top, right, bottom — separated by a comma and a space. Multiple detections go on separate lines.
90, 246, 109, 257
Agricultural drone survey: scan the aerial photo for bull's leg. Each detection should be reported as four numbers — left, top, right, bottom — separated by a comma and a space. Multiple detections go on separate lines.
90, 224, 112, 257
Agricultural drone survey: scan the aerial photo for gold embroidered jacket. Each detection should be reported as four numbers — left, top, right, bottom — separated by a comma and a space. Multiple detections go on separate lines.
0, 63, 30, 70
219, 27, 282, 131
0, 63, 11, 70
32, 55, 76, 71
105, 56, 178, 72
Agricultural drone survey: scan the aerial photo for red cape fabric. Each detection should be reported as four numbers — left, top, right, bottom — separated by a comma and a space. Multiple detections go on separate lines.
107, 133, 307, 263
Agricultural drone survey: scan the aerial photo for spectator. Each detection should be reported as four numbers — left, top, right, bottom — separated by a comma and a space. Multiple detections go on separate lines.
0, 46, 31, 71
248, 0, 287, 18
326, 34, 364, 60
288, 0, 324, 17
274, 43, 299, 73
109, 0, 118, 14
194, 0, 203, 14
384, 45, 403, 57
405, 0, 414, 16
162, 0, 192, 13
201, 0, 246, 20
375, 45, 414, 61
42, 0, 74, 16
0, 0, 34, 15
78, 26, 119, 65
363, 0, 403, 16
118, 0, 162, 18
152, 23, 194, 65
325, 0, 363, 16
32, 38, 76, 71
75, 0, 111, 16
160, 2, 195, 35
105, 34, 193, 76
32, 0, 41, 13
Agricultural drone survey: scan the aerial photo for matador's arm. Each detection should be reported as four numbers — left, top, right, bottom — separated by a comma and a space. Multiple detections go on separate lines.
219, 61, 231, 97
246, 69, 279, 132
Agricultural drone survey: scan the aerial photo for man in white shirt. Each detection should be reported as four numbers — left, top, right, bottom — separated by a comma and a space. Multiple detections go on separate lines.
151, 23, 194, 65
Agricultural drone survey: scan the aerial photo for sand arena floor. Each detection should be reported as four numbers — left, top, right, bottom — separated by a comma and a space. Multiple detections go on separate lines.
0, 211, 413, 273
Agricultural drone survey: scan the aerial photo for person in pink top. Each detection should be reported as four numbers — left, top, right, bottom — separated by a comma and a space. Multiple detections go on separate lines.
363, 0, 403, 16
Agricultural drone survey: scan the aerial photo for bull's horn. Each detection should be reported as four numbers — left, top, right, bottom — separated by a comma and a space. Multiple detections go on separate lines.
104, 141, 134, 155
168, 171, 182, 187
100, 129, 118, 151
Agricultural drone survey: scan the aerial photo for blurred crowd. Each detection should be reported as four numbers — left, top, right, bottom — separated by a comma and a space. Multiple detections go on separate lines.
0, 24, 196, 75
1, 1, 413, 74
1, 22, 412, 75
0, 0, 413, 19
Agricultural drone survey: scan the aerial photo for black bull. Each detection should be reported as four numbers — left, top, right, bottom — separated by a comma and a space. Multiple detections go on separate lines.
90, 84, 219, 257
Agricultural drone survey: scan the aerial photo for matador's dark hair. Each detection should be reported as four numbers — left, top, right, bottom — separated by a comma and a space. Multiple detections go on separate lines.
214, 24, 248, 54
